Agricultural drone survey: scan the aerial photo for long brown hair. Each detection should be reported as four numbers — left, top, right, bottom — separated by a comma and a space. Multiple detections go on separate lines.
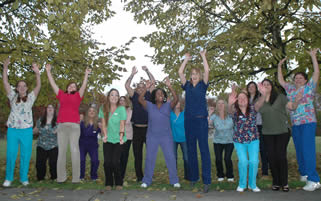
65, 82, 78, 94
103, 89, 120, 125
234, 92, 250, 120
15, 80, 28, 103
84, 105, 99, 130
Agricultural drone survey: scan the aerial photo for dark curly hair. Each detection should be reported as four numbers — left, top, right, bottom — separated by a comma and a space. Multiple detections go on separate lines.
150, 88, 167, 104
294, 72, 308, 81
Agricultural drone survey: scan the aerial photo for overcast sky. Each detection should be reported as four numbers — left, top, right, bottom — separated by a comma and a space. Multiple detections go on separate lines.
92, 1, 166, 96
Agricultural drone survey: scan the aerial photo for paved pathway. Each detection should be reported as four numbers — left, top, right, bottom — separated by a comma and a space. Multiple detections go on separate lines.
0, 188, 321, 201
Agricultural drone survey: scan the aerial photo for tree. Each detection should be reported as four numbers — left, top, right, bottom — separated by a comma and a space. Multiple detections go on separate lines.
123, 0, 321, 95
0, 0, 135, 106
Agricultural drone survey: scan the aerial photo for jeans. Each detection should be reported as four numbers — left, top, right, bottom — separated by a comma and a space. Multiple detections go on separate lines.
173, 141, 190, 180
185, 117, 211, 184
36, 146, 58, 180
292, 123, 320, 182
263, 133, 290, 186
234, 140, 259, 189
5, 127, 33, 182
213, 143, 234, 179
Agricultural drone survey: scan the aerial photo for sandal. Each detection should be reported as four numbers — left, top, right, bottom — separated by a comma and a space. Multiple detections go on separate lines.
272, 185, 280, 191
282, 185, 289, 192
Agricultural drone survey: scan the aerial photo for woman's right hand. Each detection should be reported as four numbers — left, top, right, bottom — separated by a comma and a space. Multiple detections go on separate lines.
45, 63, 51, 72
103, 135, 107, 143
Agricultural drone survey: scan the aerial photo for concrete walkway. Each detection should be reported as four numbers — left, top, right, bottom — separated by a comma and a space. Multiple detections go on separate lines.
0, 188, 320, 201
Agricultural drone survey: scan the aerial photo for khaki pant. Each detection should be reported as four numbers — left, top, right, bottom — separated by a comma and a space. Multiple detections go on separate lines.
57, 123, 80, 183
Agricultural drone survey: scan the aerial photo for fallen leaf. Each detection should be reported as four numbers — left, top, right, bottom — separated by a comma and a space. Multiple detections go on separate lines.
195, 193, 203, 198
170, 195, 177, 200
192, 188, 198, 192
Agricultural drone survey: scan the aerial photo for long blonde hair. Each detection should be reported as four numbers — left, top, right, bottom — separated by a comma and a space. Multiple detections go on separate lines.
215, 99, 228, 119
84, 105, 99, 130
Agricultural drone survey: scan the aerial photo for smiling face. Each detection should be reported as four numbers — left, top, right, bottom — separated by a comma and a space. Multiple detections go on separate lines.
136, 82, 145, 95
247, 83, 257, 96
190, 68, 201, 85
67, 83, 77, 94
108, 89, 119, 105
217, 100, 225, 113
119, 97, 126, 107
46, 104, 55, 116
87, 107, 96, 119
16, 81, 28, 96
294, 73, 307, 88
262, 80, 272, 94
237, 93, 249, 108
155, 89, 165, 103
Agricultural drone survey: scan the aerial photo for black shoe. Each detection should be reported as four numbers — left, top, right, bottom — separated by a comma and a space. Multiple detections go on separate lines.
203, 184, 210, 193
136, 178, 142, 183
190, 181, 197, 187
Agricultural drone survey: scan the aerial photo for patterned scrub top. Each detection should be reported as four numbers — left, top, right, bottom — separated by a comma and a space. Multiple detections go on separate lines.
284, 78, 317, 126
7, 90, 36, 129
232, 105, 259, 144
36, 119, 58, 150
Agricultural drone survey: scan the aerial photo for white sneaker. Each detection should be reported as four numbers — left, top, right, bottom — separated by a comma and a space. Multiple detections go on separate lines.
249, 187, 261, 192
303, 181, 321, 191
217, 178, 224, 182
173, 183, 181, 188
21, 181, 29, 186
236, 186, 244, 192
141, 183, 148, 188
300, 175, 308, 182
227, 178, 234, 182
3, 180, 12, 187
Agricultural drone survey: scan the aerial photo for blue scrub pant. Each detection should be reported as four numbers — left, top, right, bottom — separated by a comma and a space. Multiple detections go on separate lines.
234, 140, 259, 189
292, 123, 320, 182
185, 117, 211, 184
5, 127, 33, 182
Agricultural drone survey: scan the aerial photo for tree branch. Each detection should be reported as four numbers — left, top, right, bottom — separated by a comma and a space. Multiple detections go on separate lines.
0, 0, 15, 8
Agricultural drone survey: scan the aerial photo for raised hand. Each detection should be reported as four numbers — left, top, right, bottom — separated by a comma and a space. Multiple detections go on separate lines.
257, 82, 267, 96
3, 57, 10, 69
200, 49, 207, 58
85, 67, 92, 75
142, 66, 148, 72
184, 53, 192, 61
278, 58, 287, 67
45, 63, 52, 72
307, 48, 319, 57
228, 89, 237, 106
164, 77, 171, 87
131, 66, 138, 75
145, 79, 152, 89
32, 62, 40, 74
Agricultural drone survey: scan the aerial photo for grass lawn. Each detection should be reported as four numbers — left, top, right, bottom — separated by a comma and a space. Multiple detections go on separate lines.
0, 137, 320, 191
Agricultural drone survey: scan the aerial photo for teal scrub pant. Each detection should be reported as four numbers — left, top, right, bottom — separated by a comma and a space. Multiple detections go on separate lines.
5, 127, 33, 182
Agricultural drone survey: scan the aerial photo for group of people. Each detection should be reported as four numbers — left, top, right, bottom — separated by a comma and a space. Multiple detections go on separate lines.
1, 48, 320, 193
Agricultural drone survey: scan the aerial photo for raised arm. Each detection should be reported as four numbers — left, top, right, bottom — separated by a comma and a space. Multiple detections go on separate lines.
165, 77, 178, 109
277, 58, 287, 88
45, 64, 59, 95
31, 63, 41, 97
254, 83, 266, 112
228, 85, 237, 114
142, 66, 156, 92
178, 53, 191, 85
2, 57, 11, 95
138, 82, 149, 110
125, 66, 137, 97
200, 50, 209, 84
308, 48, 320, 83
79, 68, 91, 98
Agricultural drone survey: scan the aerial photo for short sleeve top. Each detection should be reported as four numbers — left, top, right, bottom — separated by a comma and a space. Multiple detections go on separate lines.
210, 114, 234, 144
99, 106, 127, 144
79, 121, 101, 143
170, 110, 186, 142
284, 78, 317, 125
146, 101, 172, 137
56, 89, 83, 123
181, 80, 208, 118
7, 90, 36, 128
36, 119, 58, 150
232, 105, 259, 143
130, 91, 151, 124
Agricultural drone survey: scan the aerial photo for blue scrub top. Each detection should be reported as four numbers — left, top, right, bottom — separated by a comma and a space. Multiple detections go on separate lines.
170, 110, 186, 142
